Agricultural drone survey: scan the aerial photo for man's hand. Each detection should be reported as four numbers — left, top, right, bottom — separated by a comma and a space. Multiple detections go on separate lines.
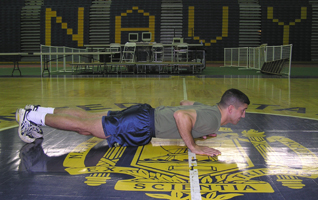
202, 133, 217, 139
173, 109, 220, 157
190, 145, 221, 157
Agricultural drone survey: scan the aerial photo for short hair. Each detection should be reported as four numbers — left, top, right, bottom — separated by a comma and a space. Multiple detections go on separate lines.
218, 88, 250, 109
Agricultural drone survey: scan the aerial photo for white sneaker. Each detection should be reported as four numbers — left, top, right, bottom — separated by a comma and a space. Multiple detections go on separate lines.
25, 105, 40, 111
22, 105, 43, 139
16, 108, 43, 143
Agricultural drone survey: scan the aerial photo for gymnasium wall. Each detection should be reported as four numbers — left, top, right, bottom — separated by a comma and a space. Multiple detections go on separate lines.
0, 0, 24, 53
40, 0, 91, 48
0, 0, 316, 62
183, 0, 240, 60
260, 0, 312, 61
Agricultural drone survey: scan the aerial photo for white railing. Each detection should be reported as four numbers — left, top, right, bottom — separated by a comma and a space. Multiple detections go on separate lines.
40, 45, 89, 74
223, 44, 293, 76
248, 45, 266, 71
224, 47, 249, 68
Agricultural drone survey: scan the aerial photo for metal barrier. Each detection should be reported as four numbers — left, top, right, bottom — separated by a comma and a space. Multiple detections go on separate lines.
248, 45, 266, 71
224, 47, 249, 68
40, 45, 90, 74
37, 44, 206, 75
223, 44, 293, 76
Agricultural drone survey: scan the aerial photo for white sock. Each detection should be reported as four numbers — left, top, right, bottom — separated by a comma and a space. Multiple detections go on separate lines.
27, 111, 47, 126
37, 107, 55, 114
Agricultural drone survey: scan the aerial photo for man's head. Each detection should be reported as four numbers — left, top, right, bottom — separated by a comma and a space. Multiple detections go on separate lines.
219, 88, 250, 109
218, 89, 250, 125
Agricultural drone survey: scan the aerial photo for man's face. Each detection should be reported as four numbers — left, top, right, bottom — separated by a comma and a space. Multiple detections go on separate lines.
230, 103, 248, 125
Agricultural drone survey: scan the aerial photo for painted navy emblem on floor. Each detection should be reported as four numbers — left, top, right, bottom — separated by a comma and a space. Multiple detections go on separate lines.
2, 113, 318, 200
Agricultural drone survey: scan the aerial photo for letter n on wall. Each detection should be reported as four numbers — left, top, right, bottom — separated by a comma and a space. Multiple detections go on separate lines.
45, 7, 84, 47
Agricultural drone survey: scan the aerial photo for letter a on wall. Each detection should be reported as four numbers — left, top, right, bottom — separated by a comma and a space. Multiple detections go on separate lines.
115, 6, 155, 44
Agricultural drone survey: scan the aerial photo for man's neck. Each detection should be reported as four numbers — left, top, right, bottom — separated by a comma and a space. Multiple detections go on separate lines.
217, 105, 228, 126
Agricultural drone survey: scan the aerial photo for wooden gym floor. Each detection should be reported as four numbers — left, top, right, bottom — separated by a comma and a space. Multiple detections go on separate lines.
1, 75, 318, 199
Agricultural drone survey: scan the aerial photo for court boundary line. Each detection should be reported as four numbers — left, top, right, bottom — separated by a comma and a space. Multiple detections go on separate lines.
183, 77, 202, 200
0, 124, 18, 132
188, 150, 202, 200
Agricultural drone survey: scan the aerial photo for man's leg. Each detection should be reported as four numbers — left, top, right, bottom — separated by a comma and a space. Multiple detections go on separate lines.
44, 113, 106, 139
17, 106, 109, 143
26, 105, 109, 119
53, 107, 108, 119
31, 107, 108, 138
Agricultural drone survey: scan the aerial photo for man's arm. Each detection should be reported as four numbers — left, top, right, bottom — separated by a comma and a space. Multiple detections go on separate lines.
173, 109, 221, 156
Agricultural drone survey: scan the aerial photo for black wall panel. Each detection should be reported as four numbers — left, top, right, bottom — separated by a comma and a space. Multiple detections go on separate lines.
260, 0, 312, 61
44, 0, 92, 6
0, 2, 23, 56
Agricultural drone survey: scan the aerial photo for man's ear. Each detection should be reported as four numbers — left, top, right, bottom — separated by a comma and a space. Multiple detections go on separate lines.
228, 104, 234, 114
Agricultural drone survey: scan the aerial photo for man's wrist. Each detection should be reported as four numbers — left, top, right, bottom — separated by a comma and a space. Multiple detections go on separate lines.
188, 143, 198, 152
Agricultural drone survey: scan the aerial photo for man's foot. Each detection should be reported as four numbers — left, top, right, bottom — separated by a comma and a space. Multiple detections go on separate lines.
25, 105, 40, 111
24, 105, 44, 138
16, 108, 43, 143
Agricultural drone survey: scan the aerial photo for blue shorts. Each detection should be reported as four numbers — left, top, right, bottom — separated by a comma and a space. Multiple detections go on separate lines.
102, 104, 155, 147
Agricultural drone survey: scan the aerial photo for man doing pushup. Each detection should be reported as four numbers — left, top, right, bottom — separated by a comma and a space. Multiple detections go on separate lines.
16, 88, 250, 157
